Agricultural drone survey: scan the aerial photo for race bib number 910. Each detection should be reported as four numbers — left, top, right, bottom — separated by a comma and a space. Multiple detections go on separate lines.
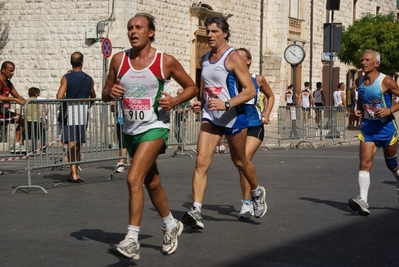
122, 97, 152, 122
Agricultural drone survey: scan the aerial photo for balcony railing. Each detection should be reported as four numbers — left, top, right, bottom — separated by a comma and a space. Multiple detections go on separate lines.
289, 17, 303, 39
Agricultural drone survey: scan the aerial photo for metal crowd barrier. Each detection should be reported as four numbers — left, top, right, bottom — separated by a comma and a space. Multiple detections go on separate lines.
277, 105, 348, 148
168, 105, 230, 156
5, 100, 348, 194
169, 103, 199, 158
1, 99, 201, 194
1, 98, 126, 194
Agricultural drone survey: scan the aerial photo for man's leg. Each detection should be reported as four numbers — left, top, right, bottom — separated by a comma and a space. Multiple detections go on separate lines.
227, 130, 258, 189
191, 122, 221, 204
10, 114, 26, 152
42, 121, 47, 152
112, 138, 162, 259
315, 108, 321, 126
14, 118, 22, 143
382, 142, 399, 203
182, 122, 221, 229
68, 141, 82, 181
227, 130, 267, 218
114, 137, 182, 257
348, 141, 377, 216
358, 141, 377, 202
238, 135, 261, 219
144, 159, 183, 255
128, 138, 165, 226
305, 110, 309, 126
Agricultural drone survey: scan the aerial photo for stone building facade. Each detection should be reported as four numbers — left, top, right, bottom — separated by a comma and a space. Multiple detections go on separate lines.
0, 0, 398, 118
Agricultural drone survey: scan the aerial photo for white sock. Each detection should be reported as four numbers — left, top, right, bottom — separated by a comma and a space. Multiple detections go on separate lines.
127, 225, 140, 242
250, 186, 261, 198
193, 202, 202, 213
162, 213, 176, 232
358, 170, 370, 202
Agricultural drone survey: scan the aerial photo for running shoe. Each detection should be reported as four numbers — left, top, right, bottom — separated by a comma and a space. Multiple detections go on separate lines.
10, 143, 26, 153
252, 186, 267, 218
348, 195, 370, 216
116, 163, 125, 173
111, 236, 140, 260
182, 208, 204, 229
238, 200, 253, 220
162, 219, 183, 255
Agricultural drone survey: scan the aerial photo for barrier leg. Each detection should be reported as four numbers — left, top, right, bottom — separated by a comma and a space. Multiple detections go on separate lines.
172, 124, 195, 158
13, 185, 48, 194
172, 142, 195, 158
12, 169, 47, 194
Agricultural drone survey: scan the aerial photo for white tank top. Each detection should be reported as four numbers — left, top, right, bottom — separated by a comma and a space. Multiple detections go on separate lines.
201, 47, 248, 129
117, 49, 170, 135
301, 89, 311, 108
333, 90, 343, 106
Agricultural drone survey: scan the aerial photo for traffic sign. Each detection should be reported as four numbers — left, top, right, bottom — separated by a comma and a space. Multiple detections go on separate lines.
101, 37, 112, 58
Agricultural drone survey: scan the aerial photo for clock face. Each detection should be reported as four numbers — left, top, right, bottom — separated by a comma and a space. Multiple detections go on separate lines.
284, 44, 305, 65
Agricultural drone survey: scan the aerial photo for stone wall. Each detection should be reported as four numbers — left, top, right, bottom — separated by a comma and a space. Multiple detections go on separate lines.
0, 0, 264, 99
0, 0, 397, 119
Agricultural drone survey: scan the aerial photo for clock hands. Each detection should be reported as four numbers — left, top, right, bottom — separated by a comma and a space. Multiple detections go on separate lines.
289, 50, 300, 60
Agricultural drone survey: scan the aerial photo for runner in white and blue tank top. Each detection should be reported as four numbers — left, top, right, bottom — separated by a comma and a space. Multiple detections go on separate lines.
348, 50, 399, 217
182, 15, 267, 230
201, 47, 248, 133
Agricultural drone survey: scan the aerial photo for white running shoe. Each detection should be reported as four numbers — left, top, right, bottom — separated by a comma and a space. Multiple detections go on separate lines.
348, 195, 370, 216
10, 143, 26, 153
116, 163, 125, 173
162, 219, 183, 255
238, 200, 254, 220
252, 186, 267, 218
112, 236, 140, 260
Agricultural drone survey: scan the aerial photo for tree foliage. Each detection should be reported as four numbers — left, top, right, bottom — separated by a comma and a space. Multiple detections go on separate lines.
337, 12, 399, 76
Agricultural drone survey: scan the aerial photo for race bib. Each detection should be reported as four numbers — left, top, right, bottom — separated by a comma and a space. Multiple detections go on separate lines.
204, 87, 222, 100
363, 102, 386, 121
122, 97, 152, 122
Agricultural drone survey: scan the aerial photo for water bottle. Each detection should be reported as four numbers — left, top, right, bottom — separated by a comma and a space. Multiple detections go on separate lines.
116, 100, 123, 124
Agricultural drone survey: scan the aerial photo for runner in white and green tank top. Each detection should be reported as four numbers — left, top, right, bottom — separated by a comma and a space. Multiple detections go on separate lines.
101, 13, 198, 259
117, 49, 170, 136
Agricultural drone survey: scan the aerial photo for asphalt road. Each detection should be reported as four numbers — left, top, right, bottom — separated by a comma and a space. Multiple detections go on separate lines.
1, 144, 398, 267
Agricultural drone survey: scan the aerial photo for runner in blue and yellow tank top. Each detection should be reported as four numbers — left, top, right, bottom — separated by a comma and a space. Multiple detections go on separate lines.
348, 50, 399, 217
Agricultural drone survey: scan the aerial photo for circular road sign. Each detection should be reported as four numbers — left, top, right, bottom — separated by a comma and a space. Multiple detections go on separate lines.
101, 38, 112, 58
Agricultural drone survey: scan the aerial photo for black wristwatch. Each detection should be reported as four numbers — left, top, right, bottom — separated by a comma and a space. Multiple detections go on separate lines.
225, 101, 231, 111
